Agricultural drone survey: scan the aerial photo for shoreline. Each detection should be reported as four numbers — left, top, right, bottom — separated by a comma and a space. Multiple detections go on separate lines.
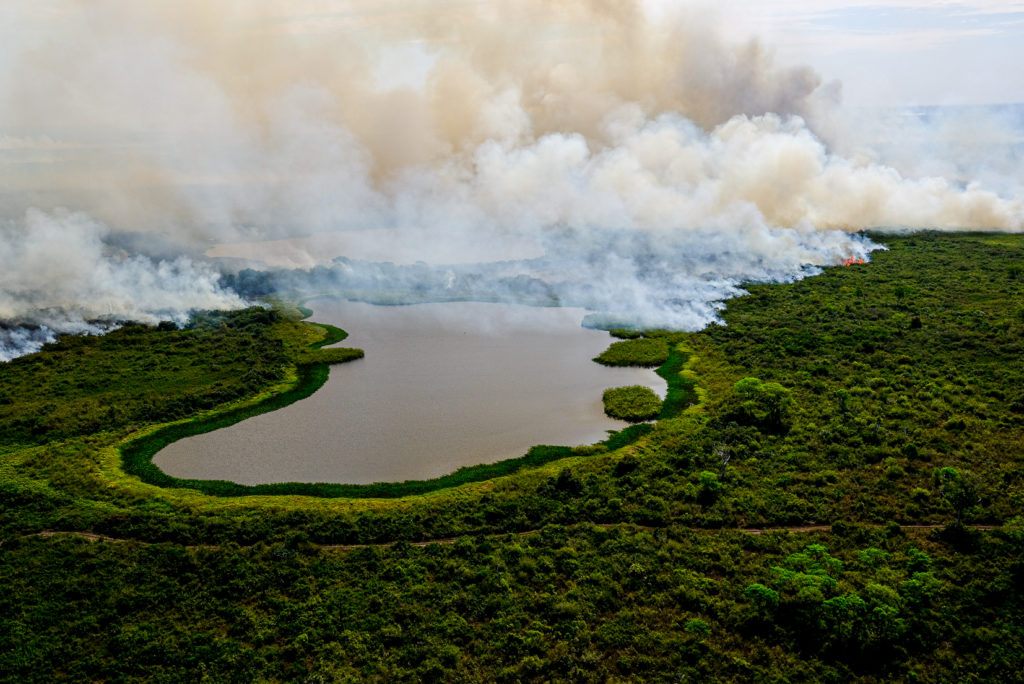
120, 302, 695, 499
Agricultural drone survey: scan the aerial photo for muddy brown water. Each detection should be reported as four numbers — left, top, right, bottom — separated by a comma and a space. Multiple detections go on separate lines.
153, 299, 667, 485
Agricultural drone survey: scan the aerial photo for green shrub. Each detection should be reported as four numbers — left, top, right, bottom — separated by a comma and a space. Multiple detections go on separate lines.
723, 377, 795, 433
744, 583, 780, 611
684, 619, 711, 636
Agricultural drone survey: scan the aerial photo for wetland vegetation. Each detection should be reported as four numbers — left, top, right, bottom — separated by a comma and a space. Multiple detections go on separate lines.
593, 336, 671, 367
602, 385, 663, 422
1, 232, 1023, 681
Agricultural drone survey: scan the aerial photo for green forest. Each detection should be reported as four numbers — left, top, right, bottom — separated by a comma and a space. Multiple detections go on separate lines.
1, 232, 1023, 682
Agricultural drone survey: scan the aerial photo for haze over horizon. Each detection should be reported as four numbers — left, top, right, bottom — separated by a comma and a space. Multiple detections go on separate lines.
1, 0, 1023, 359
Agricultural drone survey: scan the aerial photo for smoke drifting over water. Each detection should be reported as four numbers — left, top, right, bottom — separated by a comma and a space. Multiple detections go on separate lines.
2, 1, 1022, 358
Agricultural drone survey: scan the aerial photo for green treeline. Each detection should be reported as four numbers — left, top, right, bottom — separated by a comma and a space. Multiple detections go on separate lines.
2, 233, 1024, 681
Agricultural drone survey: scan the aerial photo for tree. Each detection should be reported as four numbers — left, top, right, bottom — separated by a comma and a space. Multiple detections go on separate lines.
697, 471, 723, 506
933, 467, 980, 527
835, 389, 852, 417
744, 583, 780, 612
731, 377, 795, 432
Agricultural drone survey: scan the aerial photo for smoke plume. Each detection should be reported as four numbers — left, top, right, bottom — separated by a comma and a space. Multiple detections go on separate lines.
0, 208, 245, 359
1, 0, 1021, 358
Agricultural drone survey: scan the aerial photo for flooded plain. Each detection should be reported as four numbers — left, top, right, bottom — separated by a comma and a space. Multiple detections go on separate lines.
154, 299, 667, 485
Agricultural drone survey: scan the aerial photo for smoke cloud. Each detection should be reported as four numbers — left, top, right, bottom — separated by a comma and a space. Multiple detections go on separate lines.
0, 208, 245, 360
1, 0, 1022, 358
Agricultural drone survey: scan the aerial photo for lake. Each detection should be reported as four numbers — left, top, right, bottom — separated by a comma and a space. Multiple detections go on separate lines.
153, 299, 667, 485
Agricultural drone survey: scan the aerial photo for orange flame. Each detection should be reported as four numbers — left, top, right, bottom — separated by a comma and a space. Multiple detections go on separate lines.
842, 257, 867, 266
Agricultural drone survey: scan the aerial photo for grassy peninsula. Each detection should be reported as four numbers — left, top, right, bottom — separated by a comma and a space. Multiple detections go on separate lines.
1, 233, 1024, 681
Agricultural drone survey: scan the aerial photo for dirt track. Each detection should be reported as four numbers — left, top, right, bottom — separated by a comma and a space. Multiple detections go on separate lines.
10, 522, 997, 552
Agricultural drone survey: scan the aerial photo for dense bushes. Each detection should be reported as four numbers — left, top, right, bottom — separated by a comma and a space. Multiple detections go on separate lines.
0, 308, 292, 446
721, 377, 795, 433
3, 524, 1022, 682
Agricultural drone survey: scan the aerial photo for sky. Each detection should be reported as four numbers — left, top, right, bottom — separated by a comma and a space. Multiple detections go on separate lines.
711, 0, 1024, 106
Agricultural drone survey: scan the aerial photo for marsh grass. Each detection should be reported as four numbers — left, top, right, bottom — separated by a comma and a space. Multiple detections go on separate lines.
602, 386, 663, 422
593, 337, 671, 367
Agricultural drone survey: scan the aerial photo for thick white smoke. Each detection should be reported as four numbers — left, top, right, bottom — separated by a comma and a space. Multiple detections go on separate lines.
1, 0, 1021, 358
0, 209, 244, 360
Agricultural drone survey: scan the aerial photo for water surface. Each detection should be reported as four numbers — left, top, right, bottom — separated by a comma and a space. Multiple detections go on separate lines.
154, 300, 666, 485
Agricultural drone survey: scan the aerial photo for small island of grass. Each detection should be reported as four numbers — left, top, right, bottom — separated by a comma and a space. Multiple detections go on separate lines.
602, 385, 663, 422
593, 337, 670, 367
